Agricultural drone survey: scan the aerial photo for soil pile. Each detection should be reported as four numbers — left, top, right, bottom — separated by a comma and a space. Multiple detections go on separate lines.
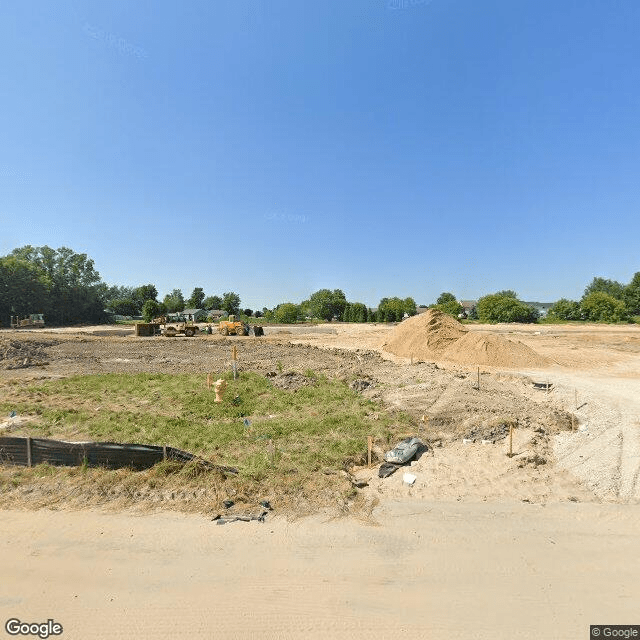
383, 310, 468, 360
0, 338, 56, 369
383, 310, 550, 368
441, 332, 551, 368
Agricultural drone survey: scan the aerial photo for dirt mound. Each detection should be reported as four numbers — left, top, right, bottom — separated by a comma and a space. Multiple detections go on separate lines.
383, 310, 468, 360
383, 310, 550, 369
266, 371, 316, 391
0, 338, 56, 369
441, 332, 551, 368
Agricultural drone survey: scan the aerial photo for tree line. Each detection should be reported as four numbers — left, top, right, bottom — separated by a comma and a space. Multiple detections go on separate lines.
265, 290, 417, 324
2, 245, 637, 326
0, 246, 417, 326
431, 274, 640, 324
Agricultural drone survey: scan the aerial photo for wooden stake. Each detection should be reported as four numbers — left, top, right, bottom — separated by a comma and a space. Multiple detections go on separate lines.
232, 346, 238, 380
367, 436, 373, 466
207, 373, 212, 389
268, 439, 275, 465
26, 436, 32, 468
507, 424, 514, 458
477, 366, 480, 390
163, 445, 167, 461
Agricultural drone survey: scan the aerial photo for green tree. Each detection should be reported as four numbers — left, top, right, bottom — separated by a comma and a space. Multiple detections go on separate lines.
308, 289, 347, 321
132, 284, 158, 312
495, 290, 518, 299
581, 292, 628, 322
274, 303, 301, 324
109, 298, 138, 316
548, 298, 582, 321
476, 293, 539, 323
623, 272, 640, 316
163, 289, 185, 313
436, 292, 457, 305
377, 297, 409, 322
403, 297, 417, 317
0, 256, 50, 325
9, 245, 105, 324
187, 287, 205, 309
142, 300, 166, 322
203, 295, 222, 310
349, 302, 367, 322
299, 300, 311, 319
243, 308, 253, 317
104, 285, 135, 309
254, 310, 263, 318
222, 292, 241, 316
434, 300, 463, 317
584, 277, 625, 300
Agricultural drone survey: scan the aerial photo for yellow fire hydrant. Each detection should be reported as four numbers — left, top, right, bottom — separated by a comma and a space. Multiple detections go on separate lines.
214, 378, 227, 403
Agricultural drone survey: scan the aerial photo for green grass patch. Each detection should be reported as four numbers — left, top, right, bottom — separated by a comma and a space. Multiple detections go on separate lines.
0, 371, 413, 481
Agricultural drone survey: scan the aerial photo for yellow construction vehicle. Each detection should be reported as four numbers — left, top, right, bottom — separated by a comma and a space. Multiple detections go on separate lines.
153, 315, 199, 337
10, 314, 45, 329
218, 314, 249, 336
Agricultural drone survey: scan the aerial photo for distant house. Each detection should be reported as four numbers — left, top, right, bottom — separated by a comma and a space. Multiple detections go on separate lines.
207, 309, 225, 320
524, 302, 554, 317
181, 308, 208, 321
460, 300, 478, 316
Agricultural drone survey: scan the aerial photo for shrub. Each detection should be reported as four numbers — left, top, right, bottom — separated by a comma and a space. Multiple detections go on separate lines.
476, 294, 539, 323
274, 303, 301, 324
548, 298, 582, 321
433, 300, 463, 317
142, 300, 166, 322
580, 292, 628, 322
623, 272, 640, 316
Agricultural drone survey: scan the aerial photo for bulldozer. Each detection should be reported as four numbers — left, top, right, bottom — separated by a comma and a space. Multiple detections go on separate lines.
10, 314, 45, 329
218, 314, 249, 336
153, 315, 199, 337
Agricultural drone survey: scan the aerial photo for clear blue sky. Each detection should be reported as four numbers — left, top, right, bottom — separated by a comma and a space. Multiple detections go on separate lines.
1, 0, 638, 309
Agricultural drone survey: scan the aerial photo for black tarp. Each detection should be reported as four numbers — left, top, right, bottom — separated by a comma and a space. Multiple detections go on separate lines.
0, 437, 237, 474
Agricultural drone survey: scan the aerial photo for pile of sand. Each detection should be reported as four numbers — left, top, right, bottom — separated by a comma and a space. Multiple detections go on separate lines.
383, 310, 468, 359
383, 309, 550, 368
441, 332, 551, 368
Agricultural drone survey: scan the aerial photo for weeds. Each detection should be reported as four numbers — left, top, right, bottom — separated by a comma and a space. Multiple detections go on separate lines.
0, 371, 415, 514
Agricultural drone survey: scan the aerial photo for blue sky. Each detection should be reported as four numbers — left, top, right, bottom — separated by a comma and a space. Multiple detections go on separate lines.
1, 0, 638, 309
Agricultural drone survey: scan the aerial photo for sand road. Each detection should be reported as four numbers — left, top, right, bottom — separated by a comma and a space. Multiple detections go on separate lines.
2, 501, 639, 640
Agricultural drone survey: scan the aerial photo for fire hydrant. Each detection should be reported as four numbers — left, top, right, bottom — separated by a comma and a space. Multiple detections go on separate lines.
214, 378, 227, 403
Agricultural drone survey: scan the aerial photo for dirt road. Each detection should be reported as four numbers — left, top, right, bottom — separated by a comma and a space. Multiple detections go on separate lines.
2, 502, 639, 640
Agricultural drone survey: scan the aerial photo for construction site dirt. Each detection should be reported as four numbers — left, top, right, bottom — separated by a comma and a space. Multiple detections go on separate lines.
1, 318, 639, 506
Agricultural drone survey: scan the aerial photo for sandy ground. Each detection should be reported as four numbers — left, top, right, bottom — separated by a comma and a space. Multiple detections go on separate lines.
2, 502, 639, 640
2, 321, 640, 638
